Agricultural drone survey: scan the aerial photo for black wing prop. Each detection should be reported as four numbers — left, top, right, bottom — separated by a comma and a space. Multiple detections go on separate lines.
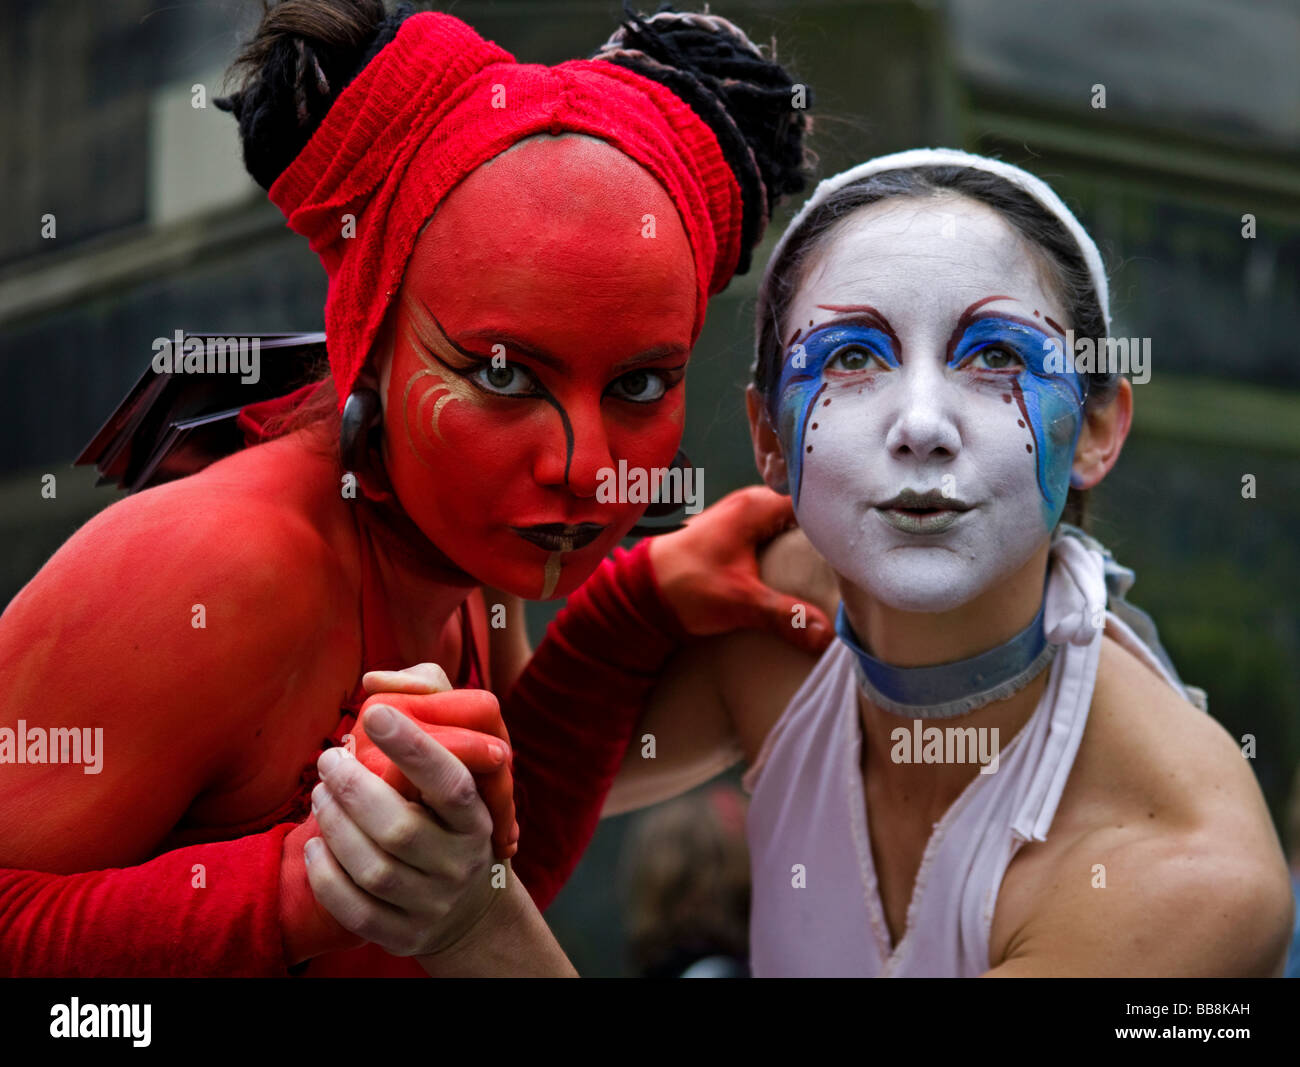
75, 332, 326, 493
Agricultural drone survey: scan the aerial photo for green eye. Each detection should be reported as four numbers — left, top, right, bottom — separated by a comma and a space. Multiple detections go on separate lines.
610, 370, 668, 403
828, 345, 882, 372
971, 346, 1024, 371
473, 362, 537, 396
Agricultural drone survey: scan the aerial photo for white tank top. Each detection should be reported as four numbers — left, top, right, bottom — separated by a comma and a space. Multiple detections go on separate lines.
744, 535, 1190, 977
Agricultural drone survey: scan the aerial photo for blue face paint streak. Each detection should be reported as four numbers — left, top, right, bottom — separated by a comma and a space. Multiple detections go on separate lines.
948, 316, 1086, 528
771, 322, 899, 506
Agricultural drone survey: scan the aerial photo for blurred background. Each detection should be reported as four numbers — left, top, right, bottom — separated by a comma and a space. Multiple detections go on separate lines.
1, 0, 1297, 975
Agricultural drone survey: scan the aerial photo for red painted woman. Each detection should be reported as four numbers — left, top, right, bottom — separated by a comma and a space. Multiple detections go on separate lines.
0, 2, 825, 976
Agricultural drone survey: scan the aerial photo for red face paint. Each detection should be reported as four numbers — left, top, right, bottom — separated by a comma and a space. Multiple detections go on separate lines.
382, 135, 697, 599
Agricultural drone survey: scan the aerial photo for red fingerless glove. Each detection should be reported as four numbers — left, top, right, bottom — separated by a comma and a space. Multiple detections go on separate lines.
502, 539, 687, 910
0, 824, 295, 977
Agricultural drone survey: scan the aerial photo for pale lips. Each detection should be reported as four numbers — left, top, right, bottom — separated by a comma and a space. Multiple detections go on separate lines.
874, 488, 973, 535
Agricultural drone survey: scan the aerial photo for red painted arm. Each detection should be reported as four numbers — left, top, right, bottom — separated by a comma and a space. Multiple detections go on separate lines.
0, 824, 298, 977
502, 539, 686, 910
0, 477, 365, 977
500, 489, 831, 910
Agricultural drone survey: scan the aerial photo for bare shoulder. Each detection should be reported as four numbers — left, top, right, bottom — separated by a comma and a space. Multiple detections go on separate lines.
0, 436, 357, 865
721, 524, 839, 758
612, 523, 863, 810
120, 436, 360, 717
46, 436, 350, 647
711, 628, 823, 764
991, 635, 1293, 976
758, 525, 841, 624
604, 611, 822, 817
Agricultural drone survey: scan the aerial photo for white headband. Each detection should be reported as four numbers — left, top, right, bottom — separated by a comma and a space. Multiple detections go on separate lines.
766, 147, 1111, 331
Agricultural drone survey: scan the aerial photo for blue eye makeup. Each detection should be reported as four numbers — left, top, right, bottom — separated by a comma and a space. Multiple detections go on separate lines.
770, 311, 1087, 528
771, 320, 899, 506
948, 317, 1081, 387
949, 316, 1087, 528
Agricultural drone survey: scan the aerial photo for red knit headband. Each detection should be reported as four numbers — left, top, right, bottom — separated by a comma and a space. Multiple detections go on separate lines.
268, 11, 744, 410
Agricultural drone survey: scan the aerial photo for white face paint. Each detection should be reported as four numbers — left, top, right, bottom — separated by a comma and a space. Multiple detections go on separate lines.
772, 194, 1086, 613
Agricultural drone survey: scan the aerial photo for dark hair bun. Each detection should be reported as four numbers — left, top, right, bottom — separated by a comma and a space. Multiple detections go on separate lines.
220, 2, 813, 272
216, 0, 416, 189
593, 7, 813, 275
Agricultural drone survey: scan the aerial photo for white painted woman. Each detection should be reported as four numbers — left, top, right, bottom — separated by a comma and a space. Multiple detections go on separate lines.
606, 149, 1294, 976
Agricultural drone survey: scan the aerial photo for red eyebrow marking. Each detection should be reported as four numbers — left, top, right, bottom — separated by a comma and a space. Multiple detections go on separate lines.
945, 295, 1017, 363
956, 296, 1066, 340
814, 304, 901, 351
959, 295, 1014, 319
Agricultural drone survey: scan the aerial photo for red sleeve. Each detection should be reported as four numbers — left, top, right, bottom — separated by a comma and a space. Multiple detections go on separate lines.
502, 539, 686, 910
0, 823, 295, 977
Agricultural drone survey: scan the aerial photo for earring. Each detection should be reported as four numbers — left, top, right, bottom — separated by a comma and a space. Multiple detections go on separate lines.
630, 449, 695, 536
339, 387, 382, 474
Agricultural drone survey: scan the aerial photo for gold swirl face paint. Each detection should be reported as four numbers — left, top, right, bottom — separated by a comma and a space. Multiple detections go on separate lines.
400, 294, 485, 456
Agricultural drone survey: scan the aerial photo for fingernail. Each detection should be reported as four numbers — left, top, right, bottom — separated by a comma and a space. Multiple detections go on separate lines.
318, 747, 342, 776
304, 837, 322, 865
366, 704, 396, 738
311, 782, 325, 813
488, 741, 506, 762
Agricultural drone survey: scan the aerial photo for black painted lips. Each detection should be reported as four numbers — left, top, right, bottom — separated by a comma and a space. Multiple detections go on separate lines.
512, 523, 607, 551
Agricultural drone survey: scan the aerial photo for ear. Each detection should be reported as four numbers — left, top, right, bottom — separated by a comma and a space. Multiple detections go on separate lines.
1070, 377, 1132, 490
746, 384, 791, 495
